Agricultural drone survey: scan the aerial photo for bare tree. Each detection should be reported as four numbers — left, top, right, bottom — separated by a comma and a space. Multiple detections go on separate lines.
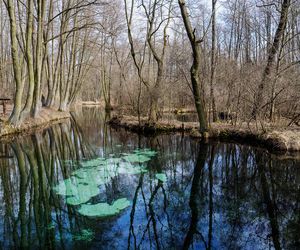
252, 0, 291, 119
178, 0, 208, 132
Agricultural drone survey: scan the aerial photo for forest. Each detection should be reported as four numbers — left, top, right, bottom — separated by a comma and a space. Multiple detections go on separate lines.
0, 1, 300, 249
0, 0, 299, 131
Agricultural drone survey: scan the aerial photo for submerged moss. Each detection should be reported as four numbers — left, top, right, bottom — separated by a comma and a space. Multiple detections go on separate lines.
54, 148, 157, 214
73, 229, 95, 242
80, 157, 106, 168
123, 154, 151, 163
133, 148, 157, 157
47, 222, 56, 230
78, 198, 130, 217
156, 173, 167, 182
118, 162, 147, 174
123, 149, 157, 163
54, 178, 81, 196
66, 183, 100, 205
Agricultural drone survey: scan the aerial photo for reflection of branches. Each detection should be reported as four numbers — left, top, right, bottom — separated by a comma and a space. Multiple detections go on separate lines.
160, 186, 173, 235
11, 143, 28, 249
138, 183, 163, 249
256, 151, 281, 250
0, 114, 99, 248
149, 184, 162, 250
70, 112, 96, 158
127, 174, 145, 249
208, 145, 215, 250
183, 143, 208, 250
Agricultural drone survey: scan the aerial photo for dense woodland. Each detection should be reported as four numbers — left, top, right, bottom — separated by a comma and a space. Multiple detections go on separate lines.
0, 0, 299, 130
0, 2, 299, 248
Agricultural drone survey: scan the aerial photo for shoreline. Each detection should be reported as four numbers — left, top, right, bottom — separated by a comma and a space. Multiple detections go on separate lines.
0, 108, 71, 140
109, 115, 300, 153
1, 108, 299, 154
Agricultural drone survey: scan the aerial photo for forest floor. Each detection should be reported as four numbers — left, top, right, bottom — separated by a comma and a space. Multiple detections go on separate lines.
0, 105, 70, 139
109, 115, 300, 153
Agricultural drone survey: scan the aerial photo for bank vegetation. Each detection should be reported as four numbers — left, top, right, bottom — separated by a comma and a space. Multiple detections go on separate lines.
0, 0, 299, 149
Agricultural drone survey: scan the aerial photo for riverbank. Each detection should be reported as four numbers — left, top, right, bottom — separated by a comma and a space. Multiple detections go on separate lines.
0, 108, 71, 139
109, 115, 300, 153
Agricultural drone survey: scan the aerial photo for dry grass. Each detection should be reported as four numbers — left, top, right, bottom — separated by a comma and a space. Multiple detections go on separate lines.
109, 115, 300, 152
0, 107, 70, 139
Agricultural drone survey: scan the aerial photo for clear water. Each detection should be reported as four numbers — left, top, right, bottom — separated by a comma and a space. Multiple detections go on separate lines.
0, 107, 299, 250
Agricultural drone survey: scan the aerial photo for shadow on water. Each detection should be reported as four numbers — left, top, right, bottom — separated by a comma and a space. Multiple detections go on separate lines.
0, 107, 299, 249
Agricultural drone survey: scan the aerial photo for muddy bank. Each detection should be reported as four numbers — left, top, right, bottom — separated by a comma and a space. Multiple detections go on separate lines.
0, 108, 71, 139
109, 115, 300, 153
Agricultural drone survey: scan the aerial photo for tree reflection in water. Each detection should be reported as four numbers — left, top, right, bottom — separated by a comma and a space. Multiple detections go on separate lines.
0, 107, 299, 249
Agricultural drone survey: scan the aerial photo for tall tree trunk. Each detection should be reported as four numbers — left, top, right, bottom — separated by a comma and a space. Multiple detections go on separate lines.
210, 0, 217, 122
252, 0, 291, 119
6, 0, 24, 125
60, 12, 78, 111
148, 65, 163, 122
178, 0, 208, 132
31, 0, 46, 117
21, 0, 35, 119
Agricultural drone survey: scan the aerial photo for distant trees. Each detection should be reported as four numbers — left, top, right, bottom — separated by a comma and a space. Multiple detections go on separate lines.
219, 0, 298, 123
2, 0, 103, 125
1, 0, 299, 128
124, 0, 173, 122
0, 2, 10, 95
252, 0, 291, 119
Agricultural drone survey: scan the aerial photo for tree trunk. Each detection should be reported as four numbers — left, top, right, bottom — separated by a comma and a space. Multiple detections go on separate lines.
210, 0, 217, 123
32, 0, 46, 117
252, 0, 291, 118
21, 0, 35, 119
6, 0, 24, 125
178, 0, 208, 132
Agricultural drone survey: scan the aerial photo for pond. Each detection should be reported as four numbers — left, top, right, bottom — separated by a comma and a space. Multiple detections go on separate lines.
0, 107, 299, 249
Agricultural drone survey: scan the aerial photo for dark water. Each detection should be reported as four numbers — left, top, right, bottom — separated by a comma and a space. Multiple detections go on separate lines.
0, 107, 299, 250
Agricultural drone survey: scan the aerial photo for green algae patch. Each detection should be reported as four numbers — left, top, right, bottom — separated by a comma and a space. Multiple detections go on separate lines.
113, 198, 131, 210
106, 157, 122, 165
123, 154, 151, 163
123, 149, 157, 163
118, 162, 147, 175
54, 148, 157, 216
73, 229, 95, 242
54, 178, 80, 196
47, 222, 56, 230
80, 157, 106, 168
78, 198, 131, 217
133, 149, 157, 157
72, 164, 118, 185
55, 165, 118, 205
66, 184, 100, 205
156, 173, 167, 182
53, 178, 100, 205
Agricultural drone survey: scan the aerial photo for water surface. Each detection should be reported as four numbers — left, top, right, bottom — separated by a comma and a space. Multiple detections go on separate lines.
0, 107, 299, 249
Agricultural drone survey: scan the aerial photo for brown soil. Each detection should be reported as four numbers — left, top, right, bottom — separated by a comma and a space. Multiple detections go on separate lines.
109, 115, 300, 153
